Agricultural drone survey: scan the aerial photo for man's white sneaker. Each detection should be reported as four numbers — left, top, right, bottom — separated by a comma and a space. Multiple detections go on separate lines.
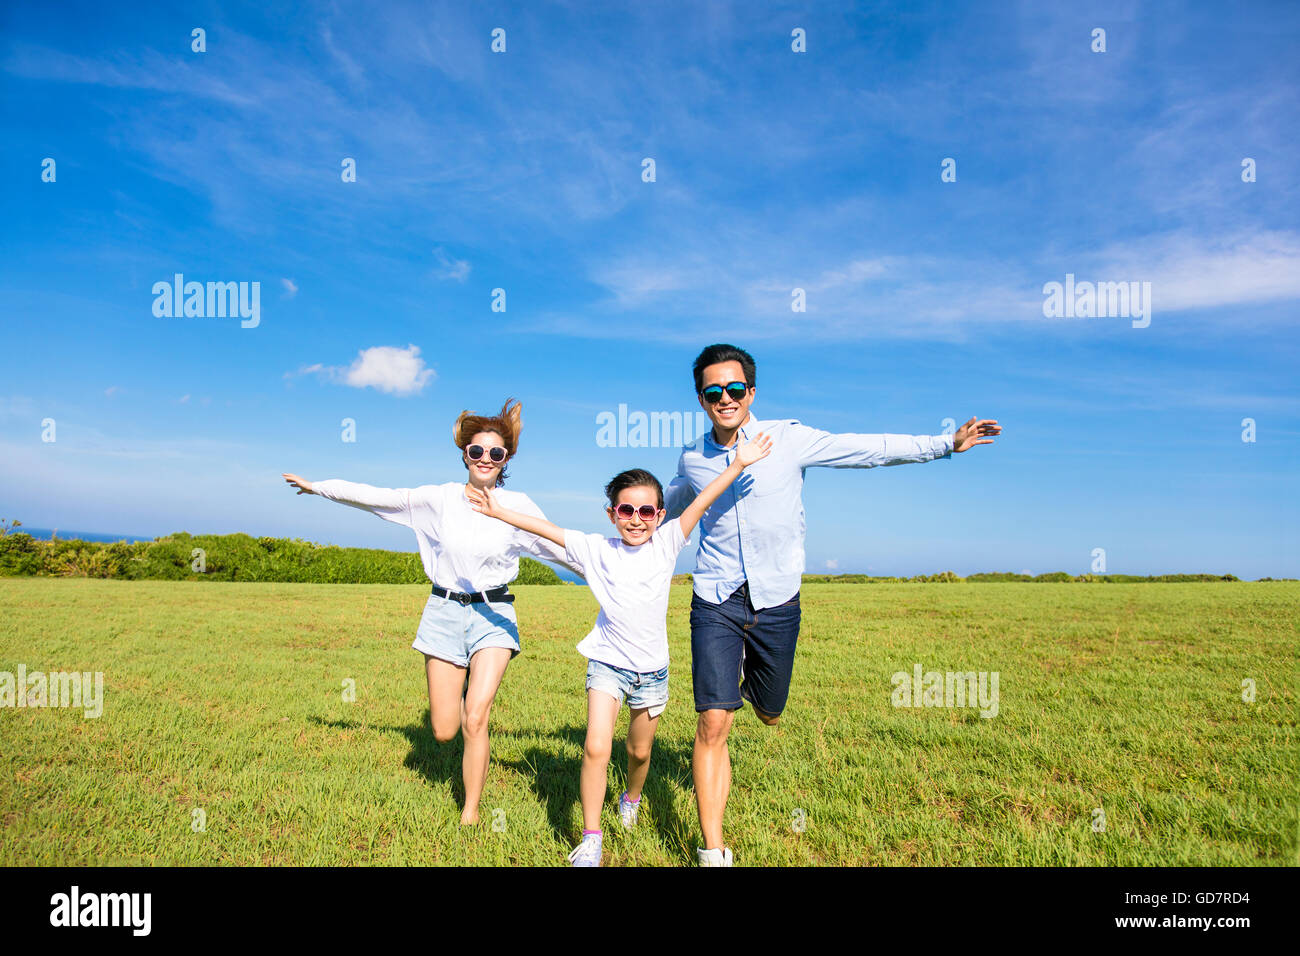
697, 846, 734, 867
567, 833, 603, 867
618, 791, 641, 829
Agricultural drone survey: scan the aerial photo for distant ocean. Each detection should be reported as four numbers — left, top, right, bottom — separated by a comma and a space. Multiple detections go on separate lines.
11, 527, 155, 544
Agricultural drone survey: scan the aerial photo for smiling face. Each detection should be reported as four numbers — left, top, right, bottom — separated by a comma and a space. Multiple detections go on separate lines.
606, 484, 663, 546
697, 359, 755, 437
463, 429, 510, 489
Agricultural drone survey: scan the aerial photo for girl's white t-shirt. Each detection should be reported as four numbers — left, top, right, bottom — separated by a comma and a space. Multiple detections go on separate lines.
313, 479, 569, 591
563, 518, 689, 674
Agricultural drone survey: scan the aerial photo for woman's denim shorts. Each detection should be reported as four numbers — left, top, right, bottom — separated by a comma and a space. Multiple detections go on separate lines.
412, 592, 520, 668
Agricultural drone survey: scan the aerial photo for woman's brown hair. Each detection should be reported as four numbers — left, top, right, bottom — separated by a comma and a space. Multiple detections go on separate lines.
453, 398, 522, 487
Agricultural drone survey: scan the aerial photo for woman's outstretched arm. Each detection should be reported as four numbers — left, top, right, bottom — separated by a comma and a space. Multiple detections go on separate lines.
282, 473, 418, 528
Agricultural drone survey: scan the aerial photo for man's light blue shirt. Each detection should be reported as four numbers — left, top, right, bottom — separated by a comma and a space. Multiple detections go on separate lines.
664, 414, 954, 610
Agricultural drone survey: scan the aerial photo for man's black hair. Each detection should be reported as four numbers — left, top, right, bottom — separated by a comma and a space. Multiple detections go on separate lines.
604, 468, 664, 510
692, 344, 756, 394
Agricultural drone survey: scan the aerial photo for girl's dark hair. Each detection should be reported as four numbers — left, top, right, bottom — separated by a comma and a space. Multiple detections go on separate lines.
692, 344, 756, 394
604, 468, 664, 509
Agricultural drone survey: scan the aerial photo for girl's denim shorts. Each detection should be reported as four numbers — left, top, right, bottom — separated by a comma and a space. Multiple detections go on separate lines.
585, 658, 670, 718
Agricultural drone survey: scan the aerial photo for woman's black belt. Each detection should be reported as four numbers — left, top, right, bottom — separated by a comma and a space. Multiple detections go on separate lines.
431, 584, 514, 605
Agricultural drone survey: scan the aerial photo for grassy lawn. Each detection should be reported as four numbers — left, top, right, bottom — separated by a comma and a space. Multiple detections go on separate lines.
1, 578, 1295, 866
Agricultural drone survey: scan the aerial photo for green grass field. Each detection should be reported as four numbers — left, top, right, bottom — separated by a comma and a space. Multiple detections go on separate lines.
1, 578, 1296, 866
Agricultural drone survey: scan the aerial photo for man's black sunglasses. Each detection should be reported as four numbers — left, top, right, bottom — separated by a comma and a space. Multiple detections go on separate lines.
701, 381, 749, 404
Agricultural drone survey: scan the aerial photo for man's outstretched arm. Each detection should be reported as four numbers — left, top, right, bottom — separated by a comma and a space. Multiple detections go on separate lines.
795, 416, 1000, 469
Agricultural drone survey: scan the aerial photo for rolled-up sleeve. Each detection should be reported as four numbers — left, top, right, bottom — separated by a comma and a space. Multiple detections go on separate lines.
664, 452, 698, 520
794, 424, 953, 469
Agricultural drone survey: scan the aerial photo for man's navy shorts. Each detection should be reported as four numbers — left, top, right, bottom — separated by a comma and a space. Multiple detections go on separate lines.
689, 581, 801, 716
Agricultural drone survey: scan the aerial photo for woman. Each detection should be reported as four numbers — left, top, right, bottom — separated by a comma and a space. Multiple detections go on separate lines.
282, 399, 565, 825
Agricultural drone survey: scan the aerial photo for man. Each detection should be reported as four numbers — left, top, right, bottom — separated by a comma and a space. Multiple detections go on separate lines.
664, 344, 1001, 866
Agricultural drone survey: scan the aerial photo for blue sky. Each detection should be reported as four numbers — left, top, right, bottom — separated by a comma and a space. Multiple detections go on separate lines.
2, 0, 1297, 579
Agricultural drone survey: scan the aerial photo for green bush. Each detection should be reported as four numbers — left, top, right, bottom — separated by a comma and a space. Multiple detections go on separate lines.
0, 531, 560, 585
0, 533, 44, 576
1034, 571, 1073, 582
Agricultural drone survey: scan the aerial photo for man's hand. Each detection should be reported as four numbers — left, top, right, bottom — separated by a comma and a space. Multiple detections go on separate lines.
734, 431, 773, 469
282, 473, 314, 494
952, 417, 1001, 453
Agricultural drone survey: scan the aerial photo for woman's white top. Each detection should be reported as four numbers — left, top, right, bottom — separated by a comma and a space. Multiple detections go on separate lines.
313, 479, 568, 592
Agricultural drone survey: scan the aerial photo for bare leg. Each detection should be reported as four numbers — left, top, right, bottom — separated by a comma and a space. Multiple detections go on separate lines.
459, 647, 512, 826
624, 707, 660, 801
694, 708, 736, 850
581, 690, 621, 832
424, 653, 467, 743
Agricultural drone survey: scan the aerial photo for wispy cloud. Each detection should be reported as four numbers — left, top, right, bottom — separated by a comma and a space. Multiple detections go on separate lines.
555, 225, 1300, 343
2, 43, 262, 106
1091, 230, 1300, 313
431, 247, 470, 283
0, 396, 38, 420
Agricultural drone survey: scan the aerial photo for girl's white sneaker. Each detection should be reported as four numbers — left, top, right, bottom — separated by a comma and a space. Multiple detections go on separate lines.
567, 833, 603, 867
618, 791, 641, 828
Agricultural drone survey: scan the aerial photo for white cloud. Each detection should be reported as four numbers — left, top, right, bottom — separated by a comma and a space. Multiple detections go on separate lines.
281, 278, 298, 298
825, 558, 839, 570
104, 386, 121, 397
295, 345, 434, 396
344, 346, 434, 394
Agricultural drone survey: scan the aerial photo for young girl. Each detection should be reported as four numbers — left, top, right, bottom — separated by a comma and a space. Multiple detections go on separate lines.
466, 431, 772, 865
282, 399, 571, 826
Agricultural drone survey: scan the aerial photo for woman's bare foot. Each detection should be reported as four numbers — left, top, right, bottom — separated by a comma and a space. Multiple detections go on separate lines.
460, 809, 480, 826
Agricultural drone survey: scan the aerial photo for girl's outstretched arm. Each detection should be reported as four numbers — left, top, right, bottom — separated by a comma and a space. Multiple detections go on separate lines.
465, 486, 566, 549
677, 433, 773, 538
